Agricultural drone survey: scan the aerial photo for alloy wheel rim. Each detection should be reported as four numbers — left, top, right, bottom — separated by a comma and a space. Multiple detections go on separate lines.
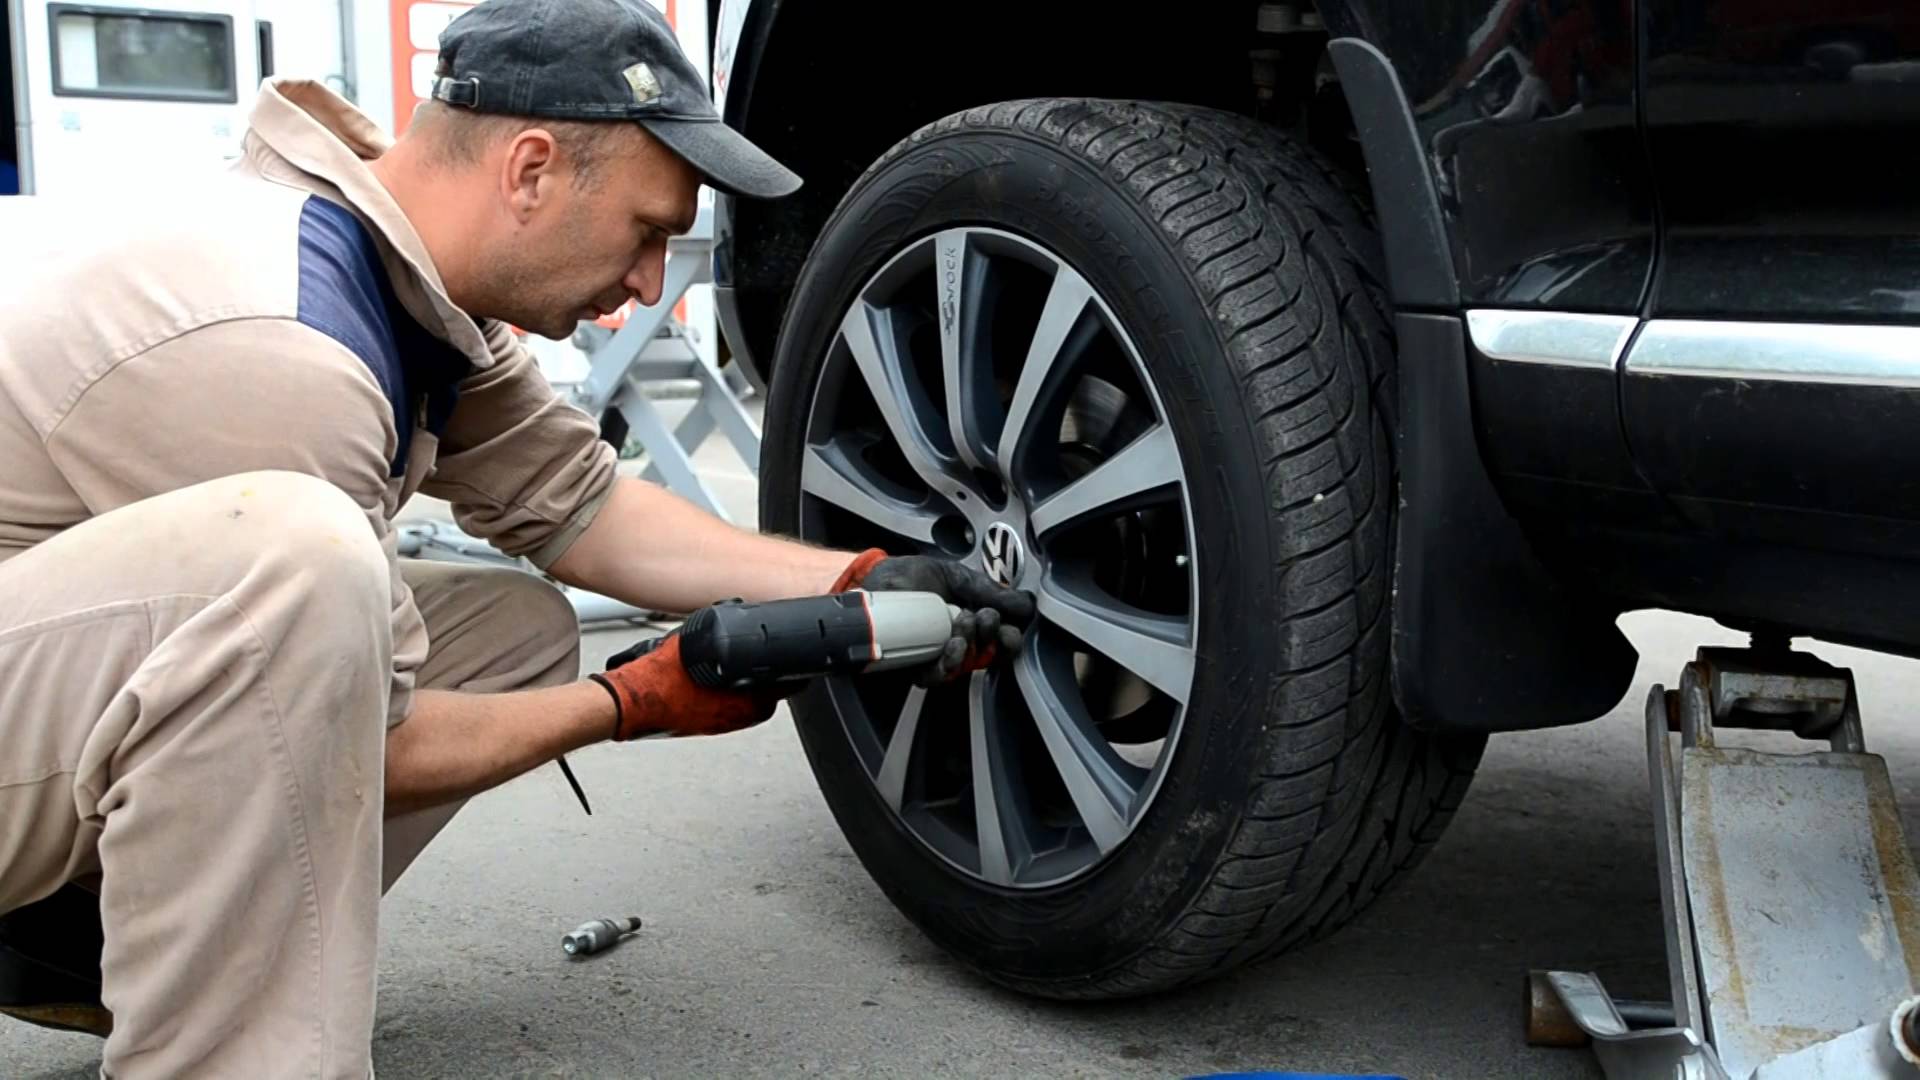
798, 226, 1199, 888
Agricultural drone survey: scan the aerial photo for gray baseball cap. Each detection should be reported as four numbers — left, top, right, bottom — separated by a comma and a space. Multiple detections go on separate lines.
428, 0, 800, 199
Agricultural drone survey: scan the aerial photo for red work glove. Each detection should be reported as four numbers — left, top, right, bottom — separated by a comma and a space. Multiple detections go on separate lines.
588, 631, 784, 740
831, 548, 890, 593
834, 548, 1037, 686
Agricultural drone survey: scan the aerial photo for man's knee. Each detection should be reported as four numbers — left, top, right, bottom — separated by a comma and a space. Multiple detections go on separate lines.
0, 471, 389, 637
498, 570, 579, 641
170, 472, 395, 670
474, 569, 580, 688
206, 471, 387, 595
213, 471, 379, 553
408, 563, 580, 691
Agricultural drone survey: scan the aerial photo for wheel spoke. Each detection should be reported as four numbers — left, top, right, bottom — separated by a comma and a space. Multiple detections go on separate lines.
968, 672, 1025, 886
821, 231, 1199, 890
998, 266, 1095, 475
802, 443, 941, 545
1014, 633, 1144, 853
1038, 568, 1194, 705
875, 686, 927, 812
936, 231, 1000, 470
840, 300, 956, 491
1029, 424, 1182, 538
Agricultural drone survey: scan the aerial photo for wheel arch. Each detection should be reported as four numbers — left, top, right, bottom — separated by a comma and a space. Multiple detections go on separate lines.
712, 0, 1351, 388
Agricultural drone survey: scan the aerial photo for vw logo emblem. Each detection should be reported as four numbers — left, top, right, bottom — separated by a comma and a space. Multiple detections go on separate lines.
982, 522, 1023, 587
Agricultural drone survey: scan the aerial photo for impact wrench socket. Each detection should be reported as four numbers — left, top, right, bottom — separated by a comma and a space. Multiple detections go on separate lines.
563, 916, 642, 958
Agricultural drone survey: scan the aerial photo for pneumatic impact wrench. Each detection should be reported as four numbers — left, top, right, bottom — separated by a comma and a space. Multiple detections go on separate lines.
559, 588, 967, 806
673, 589, 963, 690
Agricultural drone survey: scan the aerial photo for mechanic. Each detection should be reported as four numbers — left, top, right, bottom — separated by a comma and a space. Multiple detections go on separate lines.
0, 0, 1032, 1075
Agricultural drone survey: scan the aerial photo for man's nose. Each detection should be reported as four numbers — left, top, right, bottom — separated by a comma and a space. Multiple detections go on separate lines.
625, 249, 666, 307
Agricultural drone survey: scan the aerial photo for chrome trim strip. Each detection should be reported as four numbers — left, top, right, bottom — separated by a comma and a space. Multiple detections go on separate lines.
1625, 320, 1920, 387
1467, 310, 1638, 371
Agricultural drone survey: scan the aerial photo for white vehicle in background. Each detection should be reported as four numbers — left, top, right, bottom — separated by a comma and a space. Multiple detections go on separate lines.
5, 0, 721, 382
3, 0, 273, 196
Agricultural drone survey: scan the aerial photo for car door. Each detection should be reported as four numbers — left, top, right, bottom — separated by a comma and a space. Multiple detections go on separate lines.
1620, 2, 1920, 556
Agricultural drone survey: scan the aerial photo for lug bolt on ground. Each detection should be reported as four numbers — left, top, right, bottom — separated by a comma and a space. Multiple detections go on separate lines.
562, 916, 642, 958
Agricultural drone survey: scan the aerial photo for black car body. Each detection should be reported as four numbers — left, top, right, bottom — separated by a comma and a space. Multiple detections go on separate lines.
702, 0, 1920, 1000
713, 0, 1920, 732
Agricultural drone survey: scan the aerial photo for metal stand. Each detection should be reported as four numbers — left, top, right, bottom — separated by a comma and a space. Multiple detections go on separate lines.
566, 204, 760, 523
397, 205, 759, 627
1530, 643, 1920, 1079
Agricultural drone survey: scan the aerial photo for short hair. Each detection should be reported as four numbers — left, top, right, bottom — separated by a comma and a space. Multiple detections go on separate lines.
407, 101, 629, 188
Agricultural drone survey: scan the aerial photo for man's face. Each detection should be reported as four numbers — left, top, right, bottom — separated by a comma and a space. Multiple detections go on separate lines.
487, 127, 702, 340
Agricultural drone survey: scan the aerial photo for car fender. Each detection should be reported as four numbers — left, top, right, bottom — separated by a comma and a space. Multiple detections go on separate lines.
1319, 18, 1639, 733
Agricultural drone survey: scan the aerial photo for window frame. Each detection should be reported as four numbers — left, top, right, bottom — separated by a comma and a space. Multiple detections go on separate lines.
47, 3, 239, 104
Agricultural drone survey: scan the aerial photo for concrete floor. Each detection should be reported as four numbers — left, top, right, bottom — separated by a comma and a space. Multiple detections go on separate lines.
11, 444, 1920, 1078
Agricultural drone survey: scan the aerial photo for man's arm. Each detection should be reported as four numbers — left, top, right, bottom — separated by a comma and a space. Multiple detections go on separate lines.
384, 684, 611, 816
385, 628, 783, 816
386, 472, 849, 815
420, 324, 857, 609
546, 475, 855, 612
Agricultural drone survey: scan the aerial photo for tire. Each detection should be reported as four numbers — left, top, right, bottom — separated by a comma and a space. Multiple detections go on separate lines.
759, 98, 1486, 1000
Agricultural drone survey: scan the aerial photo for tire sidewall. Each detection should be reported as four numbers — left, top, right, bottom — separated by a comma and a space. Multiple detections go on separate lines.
761, 119, 1288, 984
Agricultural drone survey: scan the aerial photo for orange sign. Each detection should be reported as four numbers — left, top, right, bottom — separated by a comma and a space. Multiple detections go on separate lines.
389, 1, 477, 134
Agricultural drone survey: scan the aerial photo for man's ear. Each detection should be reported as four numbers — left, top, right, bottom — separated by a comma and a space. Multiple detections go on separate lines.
499, 128, 561, 223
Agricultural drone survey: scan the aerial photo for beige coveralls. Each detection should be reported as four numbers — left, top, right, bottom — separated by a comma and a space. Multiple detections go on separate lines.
0, 79, 618, 1076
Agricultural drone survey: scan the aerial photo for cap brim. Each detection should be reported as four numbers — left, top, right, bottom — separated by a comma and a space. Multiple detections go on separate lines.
640, 117, 801, 199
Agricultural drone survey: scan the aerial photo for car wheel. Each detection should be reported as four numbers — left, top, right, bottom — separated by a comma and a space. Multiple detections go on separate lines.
759, 99, 1486, 999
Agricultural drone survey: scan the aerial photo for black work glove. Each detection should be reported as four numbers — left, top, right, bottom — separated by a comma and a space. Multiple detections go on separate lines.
833, 549, 1037, 686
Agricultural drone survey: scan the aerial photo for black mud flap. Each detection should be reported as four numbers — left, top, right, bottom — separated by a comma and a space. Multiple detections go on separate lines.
1392, 314, 1638, 732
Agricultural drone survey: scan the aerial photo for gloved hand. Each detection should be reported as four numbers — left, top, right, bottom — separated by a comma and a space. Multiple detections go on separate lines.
588, 631, 786, 740
834, 548, 1037, 685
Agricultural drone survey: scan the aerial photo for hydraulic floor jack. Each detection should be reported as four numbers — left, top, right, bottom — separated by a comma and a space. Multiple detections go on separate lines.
1529, 641, 1920, 1079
